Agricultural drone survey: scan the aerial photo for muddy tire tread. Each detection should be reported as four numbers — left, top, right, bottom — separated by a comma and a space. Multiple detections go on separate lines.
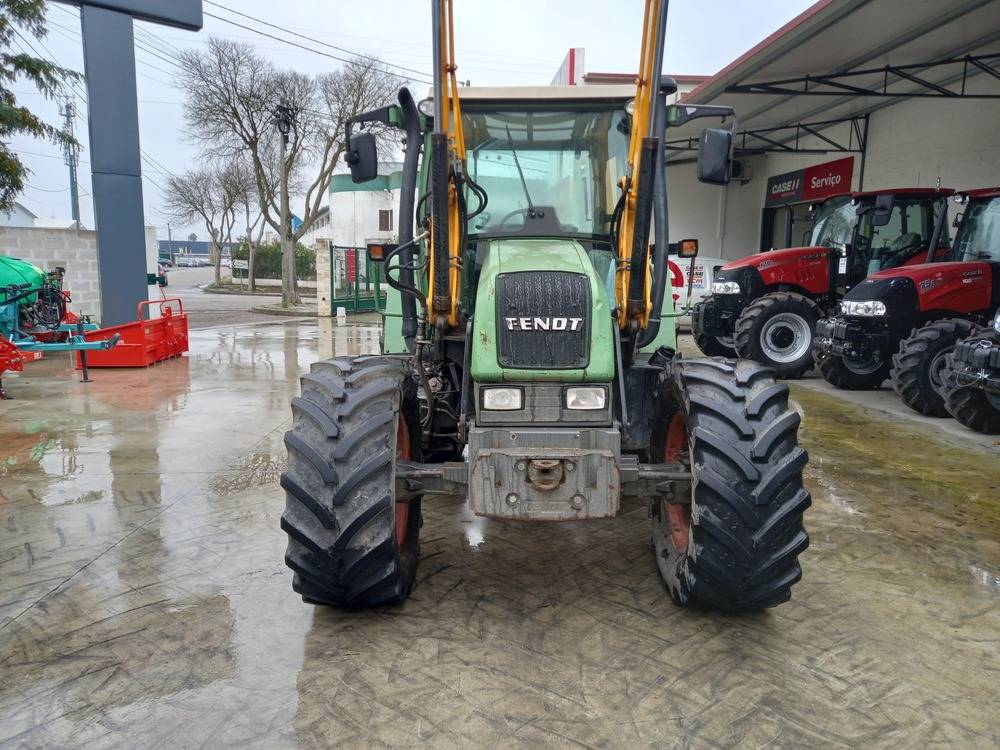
653, 358, 811, 612
280, 355, 421, 607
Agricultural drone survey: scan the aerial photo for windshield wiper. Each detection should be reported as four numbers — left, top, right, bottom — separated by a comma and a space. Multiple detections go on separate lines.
505, 124, 534, 214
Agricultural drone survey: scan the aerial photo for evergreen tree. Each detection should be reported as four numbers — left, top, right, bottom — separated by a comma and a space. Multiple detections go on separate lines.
0, 1, 79, 211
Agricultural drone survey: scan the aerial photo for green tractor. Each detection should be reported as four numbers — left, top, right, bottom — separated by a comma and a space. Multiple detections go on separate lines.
280, 0, 810, 612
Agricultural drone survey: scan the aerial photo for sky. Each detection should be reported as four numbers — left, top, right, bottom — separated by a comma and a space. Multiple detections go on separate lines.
11, 0, 815, 238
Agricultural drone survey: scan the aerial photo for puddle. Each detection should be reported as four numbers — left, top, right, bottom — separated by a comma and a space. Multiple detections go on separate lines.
208, 450, 286, 496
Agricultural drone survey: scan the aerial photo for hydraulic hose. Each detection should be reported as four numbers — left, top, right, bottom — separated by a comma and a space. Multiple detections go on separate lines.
638, 88, 670, 348
396, 87, 422, 351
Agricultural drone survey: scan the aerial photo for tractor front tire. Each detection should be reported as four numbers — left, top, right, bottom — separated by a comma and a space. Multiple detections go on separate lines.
891, 318, 979, 416
734, 292, 821, 379
939, 348, 1000, 434
817, 352, 890, 390
280, 355, 422, 607
651, 358, 811, 611
691, 297, 737, 357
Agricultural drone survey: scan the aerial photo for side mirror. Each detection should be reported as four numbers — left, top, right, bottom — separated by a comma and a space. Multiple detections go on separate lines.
669, 239, 699, 258
697, 128, 732, 185
871, 193, 894, 227
346, 132, 378, 183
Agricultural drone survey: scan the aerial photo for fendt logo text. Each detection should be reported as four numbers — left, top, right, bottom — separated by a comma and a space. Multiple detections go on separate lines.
505, 317, 584, 332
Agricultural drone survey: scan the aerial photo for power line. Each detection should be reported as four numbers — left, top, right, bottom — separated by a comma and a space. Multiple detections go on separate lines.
204, 1, 432, 82
12, 25, 175, 192
202, 10, 432, 85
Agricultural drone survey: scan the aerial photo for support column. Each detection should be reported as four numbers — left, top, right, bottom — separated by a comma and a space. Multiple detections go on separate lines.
80, 6, 147, 326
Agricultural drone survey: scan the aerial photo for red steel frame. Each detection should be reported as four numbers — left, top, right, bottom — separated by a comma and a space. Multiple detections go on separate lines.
75, 298, 189, 369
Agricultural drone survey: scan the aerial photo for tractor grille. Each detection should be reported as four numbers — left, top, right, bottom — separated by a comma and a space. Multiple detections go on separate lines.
496, 271, 590, 369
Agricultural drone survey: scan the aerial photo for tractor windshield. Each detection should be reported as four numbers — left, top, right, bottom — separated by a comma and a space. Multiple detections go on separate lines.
809, 196, 855, 249
461, 104, 630, 238
954, 196, 1000, 262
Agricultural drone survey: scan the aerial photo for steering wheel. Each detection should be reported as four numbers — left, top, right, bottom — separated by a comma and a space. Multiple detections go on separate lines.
878, 239, 925, 269
497, 207, 531, 228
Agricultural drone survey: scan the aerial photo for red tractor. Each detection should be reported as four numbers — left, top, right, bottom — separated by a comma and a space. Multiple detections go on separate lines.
691, 188, 953, 377
814, 188, 1000, 415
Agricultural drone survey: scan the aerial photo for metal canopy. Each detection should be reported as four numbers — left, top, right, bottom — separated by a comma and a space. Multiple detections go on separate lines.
668, 0, 1000, 160
665, 115, 868, 155
727, 52, 1000, 99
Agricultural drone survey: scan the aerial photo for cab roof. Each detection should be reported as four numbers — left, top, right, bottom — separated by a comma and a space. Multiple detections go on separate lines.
454, 84, 636, 105
851, 187, 954, 199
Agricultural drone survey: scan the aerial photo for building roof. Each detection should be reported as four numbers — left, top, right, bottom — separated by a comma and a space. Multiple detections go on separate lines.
671, 0, 1000, 153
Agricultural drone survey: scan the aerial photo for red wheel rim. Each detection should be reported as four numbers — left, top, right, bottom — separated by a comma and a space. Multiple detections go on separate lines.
663, 412, 690, 553
395, 413, 411, 548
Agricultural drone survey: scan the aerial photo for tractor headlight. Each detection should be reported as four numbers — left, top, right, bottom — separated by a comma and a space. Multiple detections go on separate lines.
712, 281, 741, 295
482, 387, 522, 411
993, 309, 1000, 333
565, 386, 607, 410
840, 300, 887, 317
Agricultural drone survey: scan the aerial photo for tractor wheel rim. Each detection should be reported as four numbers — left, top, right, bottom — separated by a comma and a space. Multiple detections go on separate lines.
662, 412, 691, 554
843, 354, 883, 375
395, 413, 411, 548
929, 349, 951, 390
717, 334, 735, 350
760, 312, 812, 364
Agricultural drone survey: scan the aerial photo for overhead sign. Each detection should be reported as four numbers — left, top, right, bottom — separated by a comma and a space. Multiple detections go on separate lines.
765, 156, 854, 206
56, 1, 203, 31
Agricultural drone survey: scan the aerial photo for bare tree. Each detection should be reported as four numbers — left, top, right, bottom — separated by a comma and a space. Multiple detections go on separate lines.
164, 166, 239, 285
232, 156, 268, 291
176, 38, 402, 305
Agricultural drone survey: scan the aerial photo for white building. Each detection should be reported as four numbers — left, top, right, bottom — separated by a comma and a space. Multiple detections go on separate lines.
314, 162, 402, 315
0, 202, 38, 228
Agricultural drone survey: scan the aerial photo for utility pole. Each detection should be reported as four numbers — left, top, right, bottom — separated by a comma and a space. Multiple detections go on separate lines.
167, 223, 174, 264
60, 98, 81, 227
274, 104, 297, 306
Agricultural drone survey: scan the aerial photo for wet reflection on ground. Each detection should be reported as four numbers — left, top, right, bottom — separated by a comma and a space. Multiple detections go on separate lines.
1, 318, 998, 748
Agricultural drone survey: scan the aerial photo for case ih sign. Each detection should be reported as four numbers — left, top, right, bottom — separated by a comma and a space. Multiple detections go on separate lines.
765, 156, 854, 205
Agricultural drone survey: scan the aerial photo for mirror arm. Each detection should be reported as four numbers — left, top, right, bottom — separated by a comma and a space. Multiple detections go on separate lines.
345, 105, 396, 154
667, 103, 735, 127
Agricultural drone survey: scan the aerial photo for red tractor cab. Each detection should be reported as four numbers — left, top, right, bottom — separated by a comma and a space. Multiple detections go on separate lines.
692, 187, 953, 377
814, 187, 1000, 415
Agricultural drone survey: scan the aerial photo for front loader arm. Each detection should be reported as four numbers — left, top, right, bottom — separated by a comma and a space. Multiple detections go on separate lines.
428, 0, 466, 331
615, 0, 669, 333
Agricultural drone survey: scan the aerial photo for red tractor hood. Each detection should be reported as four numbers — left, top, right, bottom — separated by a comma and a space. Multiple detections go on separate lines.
721, 246, 826, 271
716, 246, 832, 296
865, 261, 995, 314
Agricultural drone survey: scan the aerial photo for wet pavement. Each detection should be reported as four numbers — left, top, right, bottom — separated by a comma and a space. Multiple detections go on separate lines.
1, 318, 998, 748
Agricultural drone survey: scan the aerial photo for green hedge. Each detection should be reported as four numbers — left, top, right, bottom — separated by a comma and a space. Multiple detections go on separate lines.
231, 241, 316, 280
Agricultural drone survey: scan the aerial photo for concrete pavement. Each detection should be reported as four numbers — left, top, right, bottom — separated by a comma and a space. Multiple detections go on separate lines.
1, 318, 998, 748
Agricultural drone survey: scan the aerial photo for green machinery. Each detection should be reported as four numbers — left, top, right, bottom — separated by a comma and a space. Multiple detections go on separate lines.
279, 0, 810, 611
0, 256, 118, 399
